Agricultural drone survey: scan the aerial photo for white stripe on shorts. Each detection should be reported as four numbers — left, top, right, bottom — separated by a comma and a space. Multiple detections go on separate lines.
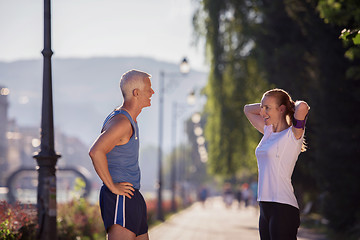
114, 195, 119, 225
113, 195, 126, 227
123, 196, 126, 227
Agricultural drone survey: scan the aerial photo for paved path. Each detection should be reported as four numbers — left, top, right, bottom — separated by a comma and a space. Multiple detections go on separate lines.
149, 197, 327, 240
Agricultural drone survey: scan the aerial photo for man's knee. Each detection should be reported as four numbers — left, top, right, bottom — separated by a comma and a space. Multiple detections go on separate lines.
136, 233, 149, 240
108, 224, 135, 240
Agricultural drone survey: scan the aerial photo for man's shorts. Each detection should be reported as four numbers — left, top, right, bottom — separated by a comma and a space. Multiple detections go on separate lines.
99, 185, 148, 236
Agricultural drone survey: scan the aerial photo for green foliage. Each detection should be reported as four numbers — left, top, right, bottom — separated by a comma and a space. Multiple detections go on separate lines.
353, 33, 360, 45
317, 0, 360, 79
57, 178, 105, 240
70, 177, 87, 200
0, 201, 37, 240
317, 0, 360, 26
0, 219, 17, 240
57, 198, 105, 240
194, 0, 360, 238
193, 0, 268, 178
340, 28, 360, 45
0, 179, 105, 240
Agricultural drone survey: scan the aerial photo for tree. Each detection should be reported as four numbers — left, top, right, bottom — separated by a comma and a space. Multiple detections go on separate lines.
193, 0, 268, 178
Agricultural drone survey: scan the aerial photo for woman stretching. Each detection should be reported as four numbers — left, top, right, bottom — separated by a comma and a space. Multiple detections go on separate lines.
244, 88, 310, 240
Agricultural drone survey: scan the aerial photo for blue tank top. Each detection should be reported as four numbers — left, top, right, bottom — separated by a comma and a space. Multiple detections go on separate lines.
102, 109, 141, 189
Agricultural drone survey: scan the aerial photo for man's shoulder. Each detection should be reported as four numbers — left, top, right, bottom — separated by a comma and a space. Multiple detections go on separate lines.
104, 113, 132, 132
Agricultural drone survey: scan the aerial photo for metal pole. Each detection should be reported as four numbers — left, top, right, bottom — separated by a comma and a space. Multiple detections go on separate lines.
156, 71, 164, 221
33, 0, 60, 238
170, 102, 177, 212
182, 122, 188, 206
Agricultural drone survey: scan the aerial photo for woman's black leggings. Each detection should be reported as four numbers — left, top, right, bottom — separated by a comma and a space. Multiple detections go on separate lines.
259, 201, 300, 240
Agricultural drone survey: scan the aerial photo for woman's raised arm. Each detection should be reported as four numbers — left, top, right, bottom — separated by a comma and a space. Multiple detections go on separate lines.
292, 101, 310, 139
244, 103, 265, 134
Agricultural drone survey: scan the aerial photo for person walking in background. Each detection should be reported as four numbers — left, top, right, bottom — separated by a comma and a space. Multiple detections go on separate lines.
198, 185, 209, 207
244, 88, 310, 240
241, 183, 251, 208
89, 69, 155, 240
223, 182, 234, 208
235, 184, 243, 209
250, 180, 258, 206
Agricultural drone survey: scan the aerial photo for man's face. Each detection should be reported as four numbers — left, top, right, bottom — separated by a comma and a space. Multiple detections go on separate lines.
138, 77, 155, 108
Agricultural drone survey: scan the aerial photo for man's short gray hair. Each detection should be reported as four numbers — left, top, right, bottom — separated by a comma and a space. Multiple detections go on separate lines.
119, 69, 151, 100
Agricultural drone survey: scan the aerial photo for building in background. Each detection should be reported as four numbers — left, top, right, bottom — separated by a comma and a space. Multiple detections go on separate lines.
0, 84, 99, 202
0, 86, 10, 185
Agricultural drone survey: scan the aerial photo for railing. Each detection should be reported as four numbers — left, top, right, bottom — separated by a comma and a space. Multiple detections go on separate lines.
6, 166, 92, 203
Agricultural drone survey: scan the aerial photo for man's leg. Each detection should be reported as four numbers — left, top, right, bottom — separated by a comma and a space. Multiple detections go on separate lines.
108, 224, 136, 240
136, 233, 149, 240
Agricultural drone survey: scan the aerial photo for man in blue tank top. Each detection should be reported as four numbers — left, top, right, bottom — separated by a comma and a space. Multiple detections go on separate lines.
89, 69, 154, 240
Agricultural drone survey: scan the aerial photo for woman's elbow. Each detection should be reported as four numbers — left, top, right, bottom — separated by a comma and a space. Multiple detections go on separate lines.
243, 104, 249, 114
296, 101, 310, 110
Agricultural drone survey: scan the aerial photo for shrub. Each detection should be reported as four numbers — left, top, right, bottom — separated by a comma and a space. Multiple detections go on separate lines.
0, 201, 37, 239
57, 198, 105, 240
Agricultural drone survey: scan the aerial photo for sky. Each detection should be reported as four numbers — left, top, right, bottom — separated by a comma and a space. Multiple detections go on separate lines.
0, 0, 208, 71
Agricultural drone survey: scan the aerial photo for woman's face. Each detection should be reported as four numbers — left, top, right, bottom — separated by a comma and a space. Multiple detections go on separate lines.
260, 95, 282, 126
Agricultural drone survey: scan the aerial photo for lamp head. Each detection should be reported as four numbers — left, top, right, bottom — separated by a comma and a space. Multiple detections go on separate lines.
187, 90, 196, 105
179, 57, 190, 74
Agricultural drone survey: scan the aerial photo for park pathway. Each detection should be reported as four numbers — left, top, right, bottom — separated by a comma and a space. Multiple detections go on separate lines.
149, 197, 327, 240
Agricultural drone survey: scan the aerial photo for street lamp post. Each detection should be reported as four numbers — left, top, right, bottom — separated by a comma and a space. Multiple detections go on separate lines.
170, 101, 178, 212
157, 70, 165, 221
33, 0, 61, 239
170, 97, 195, 212
157, 58, 189, 221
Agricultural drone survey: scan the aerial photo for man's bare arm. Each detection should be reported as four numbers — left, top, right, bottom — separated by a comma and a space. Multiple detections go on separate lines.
89, 116, 134, 198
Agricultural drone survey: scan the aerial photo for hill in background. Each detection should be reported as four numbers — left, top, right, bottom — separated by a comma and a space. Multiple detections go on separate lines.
0, 56, 208, 192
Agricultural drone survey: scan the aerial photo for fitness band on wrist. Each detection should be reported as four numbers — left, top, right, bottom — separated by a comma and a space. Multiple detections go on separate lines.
293, 114, 308, 129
